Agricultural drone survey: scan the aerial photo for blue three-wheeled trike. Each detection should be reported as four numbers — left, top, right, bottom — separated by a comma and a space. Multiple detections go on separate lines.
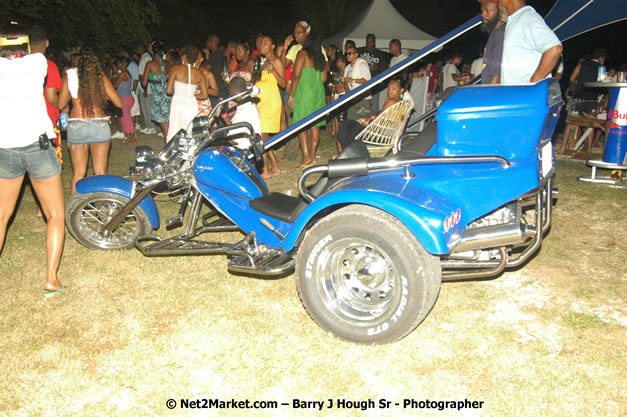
65, 76, 562, 344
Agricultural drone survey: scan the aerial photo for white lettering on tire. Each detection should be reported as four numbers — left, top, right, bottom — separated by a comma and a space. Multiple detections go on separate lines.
367, 275, 409, 336
305, 234, 333, 279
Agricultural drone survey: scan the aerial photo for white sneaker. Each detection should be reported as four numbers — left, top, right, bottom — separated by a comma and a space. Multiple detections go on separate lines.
156, 131, 164, 137
135, 123, 141, 130
140, 127, 157, 135
111, 131, 125, 139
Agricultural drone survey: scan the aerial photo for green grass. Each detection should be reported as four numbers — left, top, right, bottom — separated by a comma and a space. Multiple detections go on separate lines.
562, 312, 607, 330
0, 131, 625, 417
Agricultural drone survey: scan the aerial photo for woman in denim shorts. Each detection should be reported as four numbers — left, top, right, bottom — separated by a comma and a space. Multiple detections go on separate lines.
0, 31, 65, 296
58, 47, 122, 194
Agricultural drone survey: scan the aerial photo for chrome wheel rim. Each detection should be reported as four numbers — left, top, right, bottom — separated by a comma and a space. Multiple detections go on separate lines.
77, 198, 139, 248
316, 238, 400, 324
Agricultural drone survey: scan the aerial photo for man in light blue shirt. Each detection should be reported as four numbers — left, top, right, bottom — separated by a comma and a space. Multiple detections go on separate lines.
499, 0, 562, 84
127, 54, 139, 93
127, 52, 140, 128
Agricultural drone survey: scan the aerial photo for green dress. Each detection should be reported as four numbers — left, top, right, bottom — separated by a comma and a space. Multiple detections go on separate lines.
292, 67, 326, 127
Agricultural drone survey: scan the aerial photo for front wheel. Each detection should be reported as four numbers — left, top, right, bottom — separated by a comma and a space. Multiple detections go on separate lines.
296, 205, 441, 344
66, 192, 152, 250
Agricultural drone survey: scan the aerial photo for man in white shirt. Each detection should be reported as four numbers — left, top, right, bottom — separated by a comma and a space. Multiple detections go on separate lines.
389, 39, 408, 67
470, 52, 483, 80
136, 42, 156, 134
441, 52, 467, 91
499, 0, 562, 84
343, 45, 372, 120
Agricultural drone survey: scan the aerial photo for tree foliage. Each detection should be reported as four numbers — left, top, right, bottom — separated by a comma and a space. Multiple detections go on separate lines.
150, 0, 295, 48
0, 0, 160, 54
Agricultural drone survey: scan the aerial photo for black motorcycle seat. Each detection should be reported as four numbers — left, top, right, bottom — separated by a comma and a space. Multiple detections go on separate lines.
249, 192, 302, 223
250, 141, 370, 223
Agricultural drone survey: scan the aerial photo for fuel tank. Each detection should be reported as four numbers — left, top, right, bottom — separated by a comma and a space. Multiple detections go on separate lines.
193, 146, 268, 200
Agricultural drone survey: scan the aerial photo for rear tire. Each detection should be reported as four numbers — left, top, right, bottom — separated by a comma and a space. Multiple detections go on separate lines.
66, 192, 152, 250
296, 205, 441, 344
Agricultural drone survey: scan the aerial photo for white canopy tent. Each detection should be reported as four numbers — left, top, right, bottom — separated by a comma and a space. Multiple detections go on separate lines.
324, 0, 435, 51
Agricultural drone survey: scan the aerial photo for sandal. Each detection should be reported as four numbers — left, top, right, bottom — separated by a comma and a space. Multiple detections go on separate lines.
43, 285, 65, 298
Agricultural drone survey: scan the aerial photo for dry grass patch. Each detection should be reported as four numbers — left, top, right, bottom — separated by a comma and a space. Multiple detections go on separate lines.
0, 133, 625, 416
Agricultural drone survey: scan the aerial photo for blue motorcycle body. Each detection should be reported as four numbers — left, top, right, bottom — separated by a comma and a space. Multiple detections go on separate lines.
67, 70, 561, 346
72, 79, 560, 259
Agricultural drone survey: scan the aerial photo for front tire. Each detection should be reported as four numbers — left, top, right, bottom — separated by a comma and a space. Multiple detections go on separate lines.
66, 192, 152, 250
296, 205, 441, 344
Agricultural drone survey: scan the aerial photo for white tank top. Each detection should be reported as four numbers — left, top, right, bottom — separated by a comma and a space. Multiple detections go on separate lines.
67, 67, 79, 99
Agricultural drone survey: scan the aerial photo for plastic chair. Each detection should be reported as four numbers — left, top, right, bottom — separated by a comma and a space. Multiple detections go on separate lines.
355, 99, 413, 157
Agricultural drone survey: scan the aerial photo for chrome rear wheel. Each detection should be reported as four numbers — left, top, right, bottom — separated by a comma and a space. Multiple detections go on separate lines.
317, 239, 400, 324
296, 205, 441, 344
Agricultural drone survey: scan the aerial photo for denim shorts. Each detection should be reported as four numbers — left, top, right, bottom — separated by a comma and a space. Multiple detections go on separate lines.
0, 142, 61, 180
280, 88, 290, 106
67, 117, 111, 145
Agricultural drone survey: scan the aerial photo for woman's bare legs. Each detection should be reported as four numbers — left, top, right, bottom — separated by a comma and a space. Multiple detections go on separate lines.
30, 174, 65, 291
310, 126, 320, 162
69, 143, 89, 194
331, 116, 339, 136
592, 129, 604, 149
260, 133, 281, 179
0, 177, 23, 253
90, 141, 111, 176
124, 131, 137, 145
69, 141, 110, 194
160, 121, 169, 142
557, 124, 573, 154
0, 175, 64, 292
297, 126, 320, 165
280, 105, 288, 132
298, 130, 313, 166
327, 95, 339, 136
268, 150, 281, 174
278, 105, 289, 159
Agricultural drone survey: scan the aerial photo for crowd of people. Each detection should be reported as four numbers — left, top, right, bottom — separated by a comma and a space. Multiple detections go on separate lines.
1, 0, 625, 296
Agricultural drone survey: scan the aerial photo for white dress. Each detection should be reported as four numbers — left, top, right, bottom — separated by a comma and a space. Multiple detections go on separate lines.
167, 64, 199, 141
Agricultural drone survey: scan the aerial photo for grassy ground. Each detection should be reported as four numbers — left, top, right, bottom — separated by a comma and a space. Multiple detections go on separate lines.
0, 129, 625, 417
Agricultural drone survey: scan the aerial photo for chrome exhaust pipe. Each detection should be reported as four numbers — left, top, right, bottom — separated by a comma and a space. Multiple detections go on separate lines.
452, 222, 536, 253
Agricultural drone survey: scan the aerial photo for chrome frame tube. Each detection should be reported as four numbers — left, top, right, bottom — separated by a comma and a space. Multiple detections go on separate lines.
506, 177, 551, 267
367, 155, 511, 170
298, 165, 331, 202
297, 155, 511, 202
441, 247, 507, 281
183, 189, 204, 237
440, 176, 553, 279
101, 179, 163, 236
